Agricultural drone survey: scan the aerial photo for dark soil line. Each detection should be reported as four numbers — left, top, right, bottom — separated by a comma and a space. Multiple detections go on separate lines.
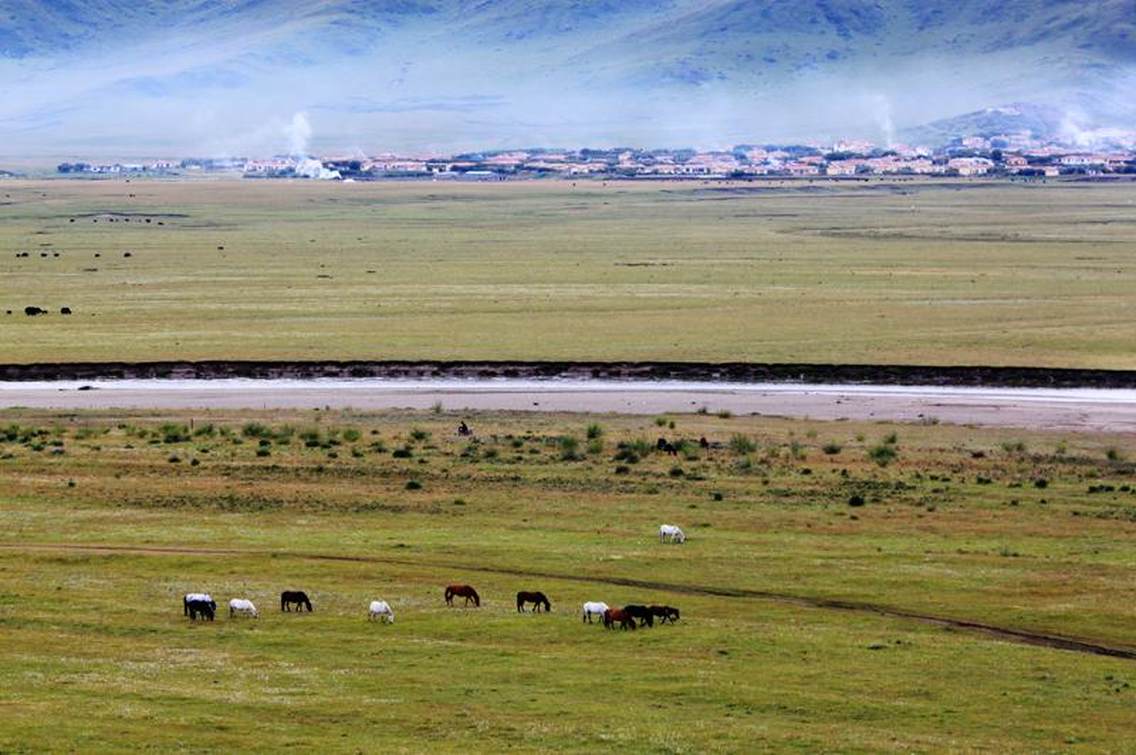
2, 359, 1136, 388
6, 541, 1135, 660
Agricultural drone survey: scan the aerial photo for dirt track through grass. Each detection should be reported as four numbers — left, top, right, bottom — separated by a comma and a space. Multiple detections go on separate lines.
7, 540, 1134, 661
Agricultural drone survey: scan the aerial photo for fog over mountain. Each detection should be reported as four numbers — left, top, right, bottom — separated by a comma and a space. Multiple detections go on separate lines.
2, 1, 1133, 157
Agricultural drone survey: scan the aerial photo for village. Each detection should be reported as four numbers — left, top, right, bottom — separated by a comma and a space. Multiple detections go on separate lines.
53, 131, 1136, 181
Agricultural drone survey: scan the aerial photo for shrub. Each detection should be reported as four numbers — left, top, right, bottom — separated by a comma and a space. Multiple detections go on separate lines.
431, 401, 444, 414
867, 443, 898, 467
1001, 440, 1027, 455
392, 446, 413, 459
585, 423, 604, 440
342, 428, 361, 443
728, 434, 757, 455
848, 494, 866, 507
711, 491, 724, 501
882, 431, 899, 445
654, 417, 668, 427
483, 447, 499, 460
242, 422, 272, 439
587, 438, 605, 455
405, 479, 422, 490
716, 409, 733, 419
559, 435, 581, 461
369, 439, 388, 453
1033, 478, 1048, 489
789, 440, 805, 460
159, 423, 190, 444
1106, 447, 1125, 462
410, 428, 431, 442
614, 465, 631, 475
256, 448, 270, 458
822, 442, 843, 455
192, 424, 216, 438
668, 466, 685, 478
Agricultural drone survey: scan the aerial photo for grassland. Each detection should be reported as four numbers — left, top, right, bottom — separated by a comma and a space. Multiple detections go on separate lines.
2, 407, 1136, 751
1, 177, 1135, 367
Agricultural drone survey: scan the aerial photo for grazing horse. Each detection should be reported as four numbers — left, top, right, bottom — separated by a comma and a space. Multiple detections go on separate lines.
368, 600, 395, 623
229, 598, 258, 618
516, 591, 551, 613
649, 605, 681, 624
183, 593, 213, 616
581, 601, 609, 624
444, 584, 480, 607
186, 599, 215, 621
659, 524, 686, 544
623, 604, 655, 628
281, 591, 313, 612
602, 607, 637, 631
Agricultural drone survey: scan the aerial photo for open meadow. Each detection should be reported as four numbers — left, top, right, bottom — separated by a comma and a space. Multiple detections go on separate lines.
2, 407, 1136, 751
1, 177, 1135, 367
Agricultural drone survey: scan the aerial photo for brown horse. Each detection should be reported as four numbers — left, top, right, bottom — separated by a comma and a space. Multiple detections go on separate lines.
444, 584, 480, 607
602, 607, 637, 631
516, 591, 551, 612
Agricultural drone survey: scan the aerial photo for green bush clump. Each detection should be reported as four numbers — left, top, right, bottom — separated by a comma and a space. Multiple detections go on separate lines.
822, 442, 843, 455
728, 434, 757, 455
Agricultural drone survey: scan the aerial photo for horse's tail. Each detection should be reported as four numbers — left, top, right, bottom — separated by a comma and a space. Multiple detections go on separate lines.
516, 592, 524, 611
444, 586, 453, 601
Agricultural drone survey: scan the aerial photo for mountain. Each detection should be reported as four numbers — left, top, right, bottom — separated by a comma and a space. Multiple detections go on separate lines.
2, 1, 1133, 155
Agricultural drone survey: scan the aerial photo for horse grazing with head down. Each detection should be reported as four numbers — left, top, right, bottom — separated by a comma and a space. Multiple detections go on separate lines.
368, 600, 395, 623
659, 523, 686, 544
229, 598, 258, 618
581, 601, 609, 623
445, 584, 480, 607
184, 593, 213, 616
602, 607, 637, 631
516, 591, 551, 613
281, 591, 312, 612
623, 604, 654, 628
185, 598, 216, 621
649, 605, 680, 623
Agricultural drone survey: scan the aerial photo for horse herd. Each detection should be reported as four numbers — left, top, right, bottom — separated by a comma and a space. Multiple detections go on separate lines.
182, 585, 681, 630
182, 524, 687, 627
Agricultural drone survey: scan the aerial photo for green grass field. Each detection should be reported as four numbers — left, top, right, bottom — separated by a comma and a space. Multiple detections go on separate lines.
2, 408, 1136, 751
2, 177, 1135, 367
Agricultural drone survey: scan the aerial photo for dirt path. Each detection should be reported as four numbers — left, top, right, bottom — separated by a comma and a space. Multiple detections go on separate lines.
4, 378, 1136, 431
4, 541, 1134, 660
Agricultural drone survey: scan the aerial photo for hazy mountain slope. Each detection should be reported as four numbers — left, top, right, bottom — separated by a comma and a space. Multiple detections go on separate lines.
1, 1, 1132, 154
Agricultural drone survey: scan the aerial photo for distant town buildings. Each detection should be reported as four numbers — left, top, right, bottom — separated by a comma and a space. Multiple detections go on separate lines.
56, 131, 1136, 181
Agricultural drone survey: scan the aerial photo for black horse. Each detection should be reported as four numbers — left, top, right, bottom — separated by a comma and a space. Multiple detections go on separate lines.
649, 605, 680, 623
516, 591, 551, 613
186, 599, 216, 621
623, 604, 654, 628
281, 590, 313, 612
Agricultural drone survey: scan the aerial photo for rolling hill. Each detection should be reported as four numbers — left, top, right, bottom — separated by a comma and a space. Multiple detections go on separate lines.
1, 1, 1133, 155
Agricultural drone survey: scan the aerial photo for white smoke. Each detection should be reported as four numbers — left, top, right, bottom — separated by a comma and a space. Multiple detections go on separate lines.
284, 112, 312, 158
871, 94, 896, 148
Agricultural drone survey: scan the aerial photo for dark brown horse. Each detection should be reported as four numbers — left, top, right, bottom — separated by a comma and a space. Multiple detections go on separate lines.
281, 591, 313, 612
603, 607, 637, 630
623, 604, 654, 628
445, 584, 480, 607
649, 605, 680, 623
516, 591, 551, 612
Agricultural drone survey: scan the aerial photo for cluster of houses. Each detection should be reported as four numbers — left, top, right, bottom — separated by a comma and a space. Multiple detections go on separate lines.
55, 134, 1136, 181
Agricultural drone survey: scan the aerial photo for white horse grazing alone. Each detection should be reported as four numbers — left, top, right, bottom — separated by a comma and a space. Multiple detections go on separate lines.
368, 600, 395, 623
659, 524, 686, 544
581, 601, 609, 624
229, 598, 258, 618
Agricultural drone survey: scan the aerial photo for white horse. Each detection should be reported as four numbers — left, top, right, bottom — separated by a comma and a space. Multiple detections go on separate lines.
581, 601, 609, 624
229, 598, 258, 618
368, 600, 395, 623
659, 524, 686, 544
